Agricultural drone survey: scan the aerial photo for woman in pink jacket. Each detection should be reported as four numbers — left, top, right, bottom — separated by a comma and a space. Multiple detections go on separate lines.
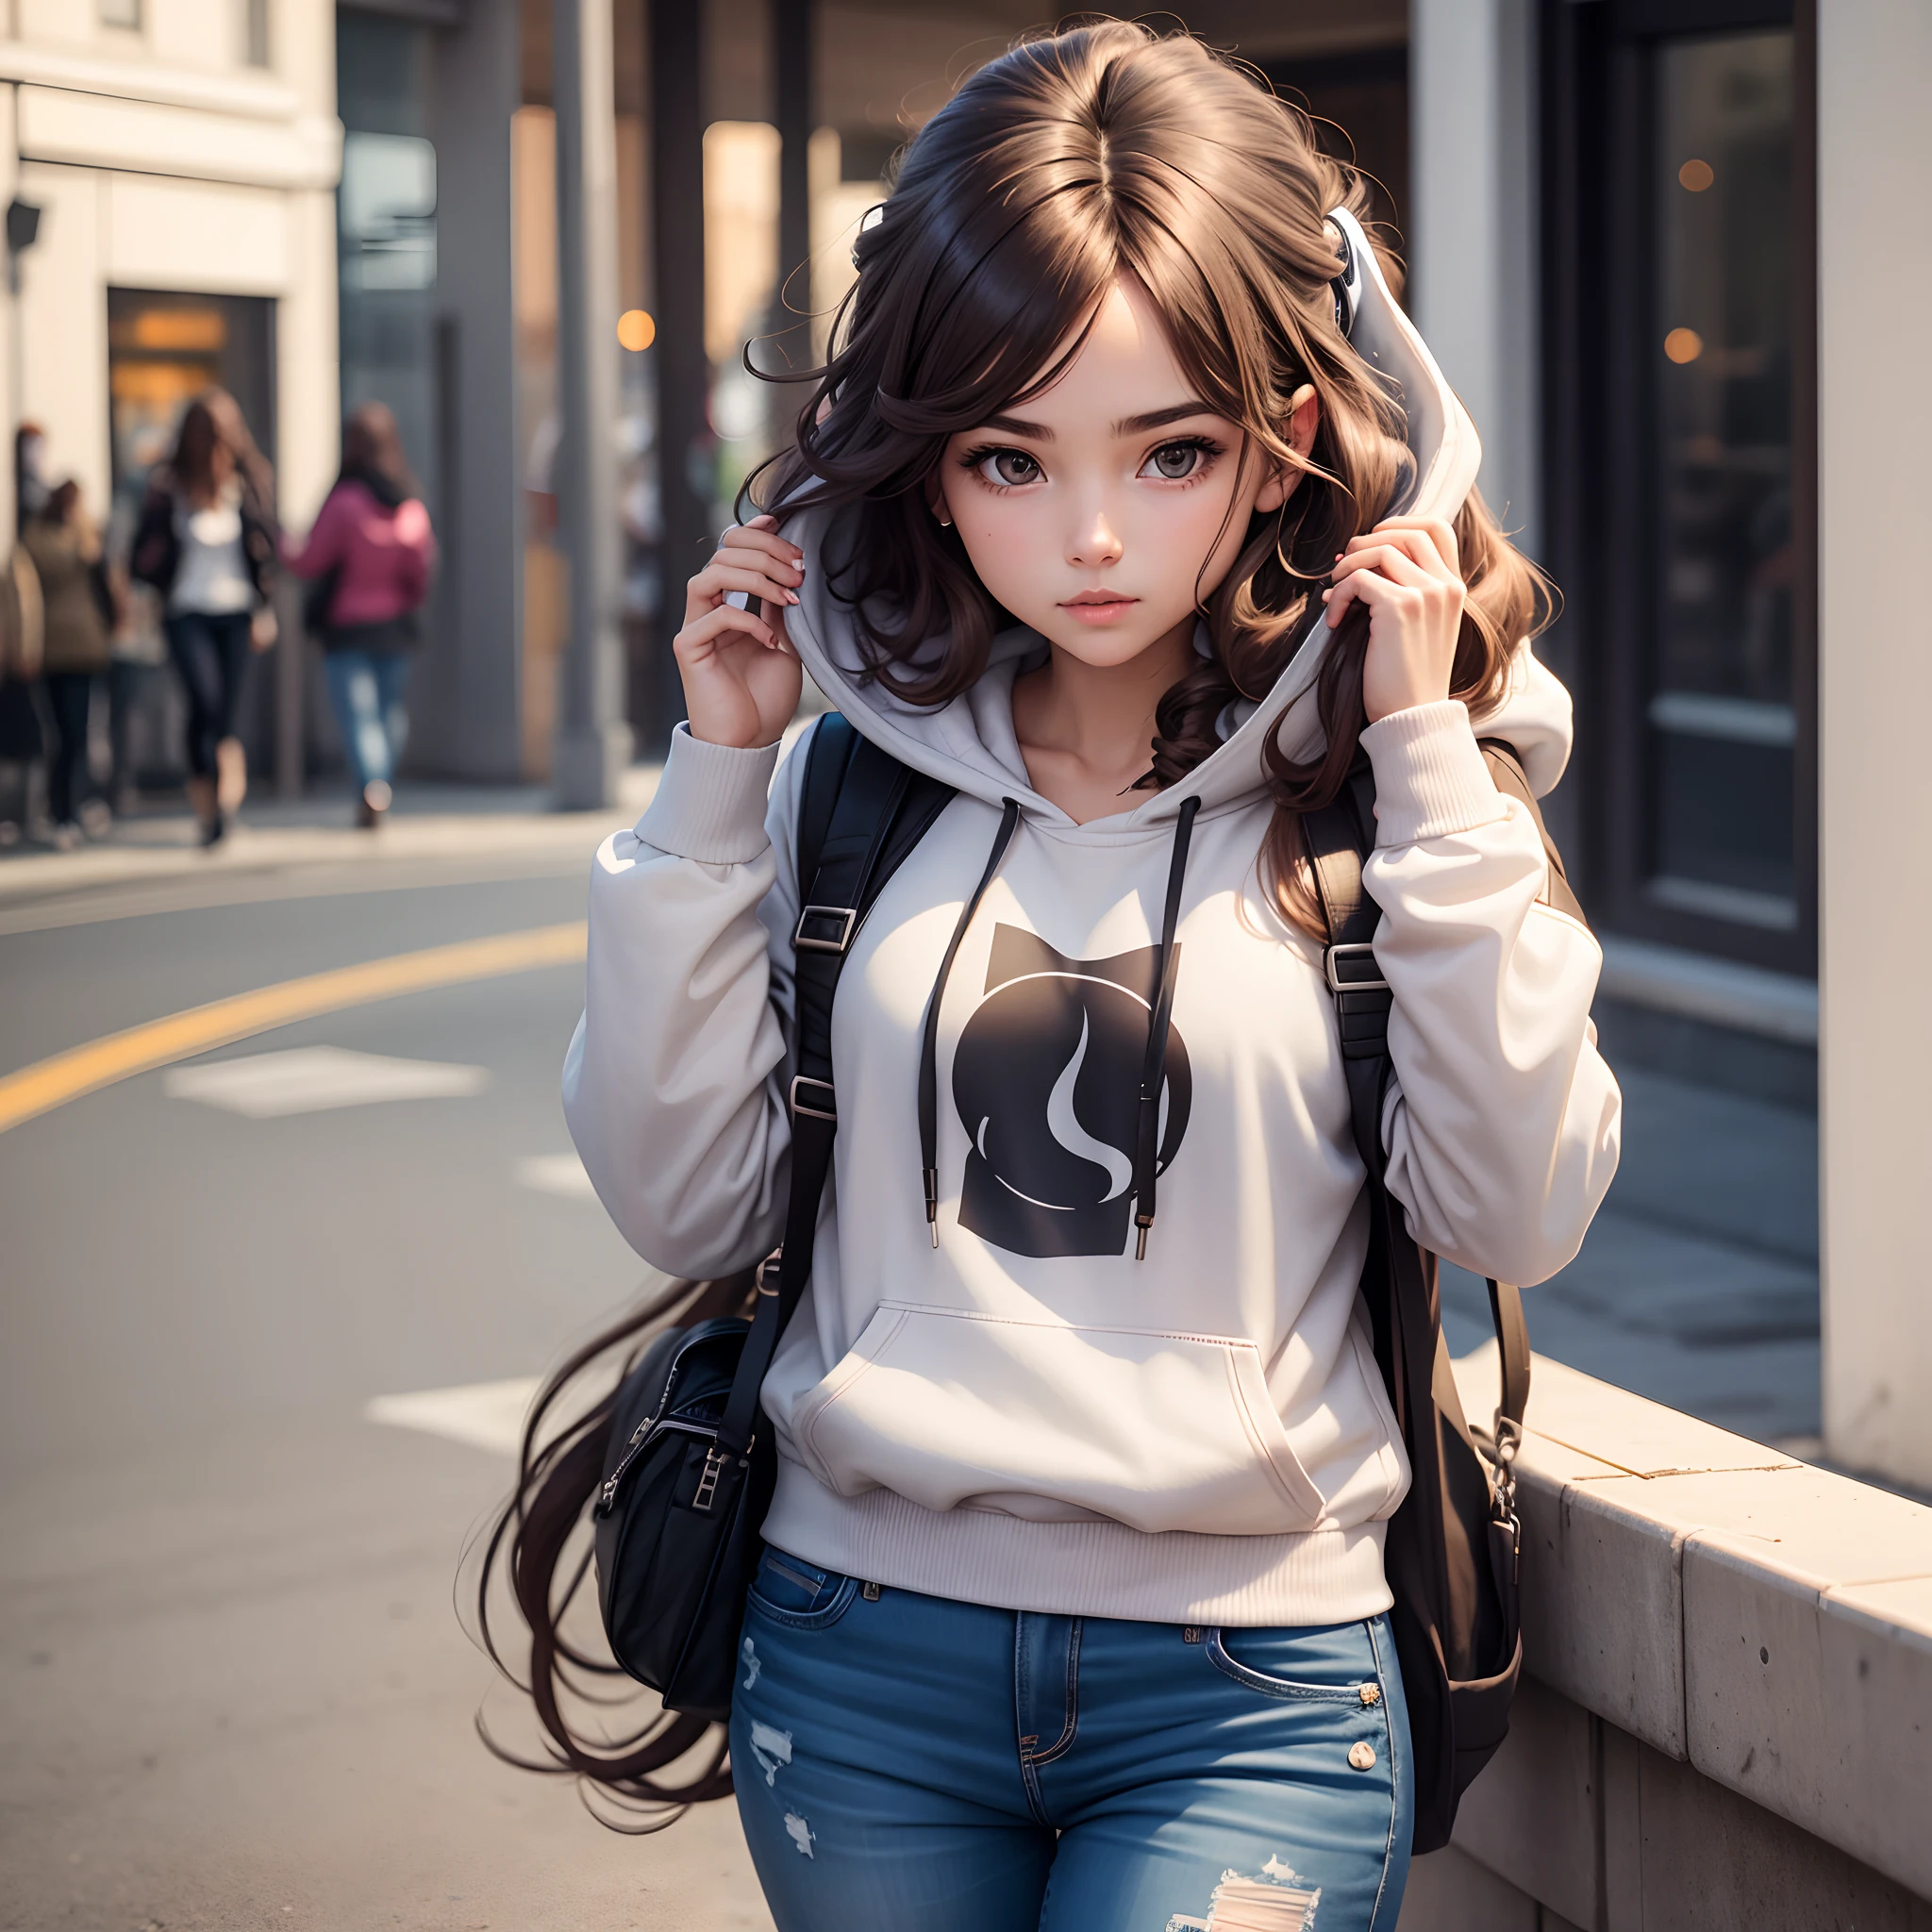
285, 403, 436, 826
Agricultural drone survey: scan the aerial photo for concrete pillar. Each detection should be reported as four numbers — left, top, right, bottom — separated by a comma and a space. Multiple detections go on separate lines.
550, 0, 634, 808
1408, 0, 1541, 558
1819, 0, 1932, 1488
644, 0, 708, 757
417, 0, 524, 783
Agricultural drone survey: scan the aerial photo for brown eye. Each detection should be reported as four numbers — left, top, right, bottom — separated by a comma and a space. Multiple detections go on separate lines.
975, 448, 1041, 488
1143, 441, 1204, 481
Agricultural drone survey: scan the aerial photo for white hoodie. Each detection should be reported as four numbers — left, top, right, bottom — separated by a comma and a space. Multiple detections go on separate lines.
563, 228, 1622, 1627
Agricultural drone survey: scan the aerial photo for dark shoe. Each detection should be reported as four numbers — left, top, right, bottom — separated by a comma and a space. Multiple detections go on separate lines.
199, 809, 226, 849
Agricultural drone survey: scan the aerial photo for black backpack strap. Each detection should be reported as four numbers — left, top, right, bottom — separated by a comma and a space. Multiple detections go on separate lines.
1301, 757, 1533, 1463
718, 714, 954, 1456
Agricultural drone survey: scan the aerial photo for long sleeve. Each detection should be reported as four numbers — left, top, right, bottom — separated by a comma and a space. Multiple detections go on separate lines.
1361, 700, 1622, 1289
561, 721, 811, 1278
282, 487, 347, 580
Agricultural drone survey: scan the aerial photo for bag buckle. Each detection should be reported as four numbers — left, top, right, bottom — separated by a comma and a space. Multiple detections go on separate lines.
794, 904, 858, 954
789, 1074, 837, 1123
756, 1248, 783, 1295
691, 1444, 727, 1513
1324, 941, 1390, 993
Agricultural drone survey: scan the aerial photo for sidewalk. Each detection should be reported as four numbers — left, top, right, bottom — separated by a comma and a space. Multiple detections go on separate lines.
0, 770, 662, 932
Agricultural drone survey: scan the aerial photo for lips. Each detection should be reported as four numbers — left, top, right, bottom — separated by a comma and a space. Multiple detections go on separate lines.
1058, 590, 1141, 625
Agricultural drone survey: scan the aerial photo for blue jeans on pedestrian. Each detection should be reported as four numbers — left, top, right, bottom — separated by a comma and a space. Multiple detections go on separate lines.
324, 649, 411, 792
731, 1548, 1413, 1932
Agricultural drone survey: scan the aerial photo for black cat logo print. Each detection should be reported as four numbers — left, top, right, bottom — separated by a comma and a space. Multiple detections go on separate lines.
951, 924, 1191, 1257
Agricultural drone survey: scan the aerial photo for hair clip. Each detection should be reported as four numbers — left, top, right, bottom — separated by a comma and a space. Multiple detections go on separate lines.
1324, 210, 1364, 340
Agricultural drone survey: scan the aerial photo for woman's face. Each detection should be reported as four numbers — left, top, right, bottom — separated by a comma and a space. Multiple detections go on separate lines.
936, 276, 1310, 671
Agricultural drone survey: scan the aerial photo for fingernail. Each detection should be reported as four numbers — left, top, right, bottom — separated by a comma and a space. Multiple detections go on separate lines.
785, 591, 799, 604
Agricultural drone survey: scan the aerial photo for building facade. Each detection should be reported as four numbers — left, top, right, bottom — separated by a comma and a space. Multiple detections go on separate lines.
2, 0, 341, 790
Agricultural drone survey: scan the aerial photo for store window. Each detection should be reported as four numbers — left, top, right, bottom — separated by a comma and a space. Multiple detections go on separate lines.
1544, 0, 1815, 976
1647, 32, 1798, 932
335, 11, 439, 552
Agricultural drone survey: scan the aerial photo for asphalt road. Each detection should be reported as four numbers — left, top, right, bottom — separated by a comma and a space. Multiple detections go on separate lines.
0, 858, 776, 1930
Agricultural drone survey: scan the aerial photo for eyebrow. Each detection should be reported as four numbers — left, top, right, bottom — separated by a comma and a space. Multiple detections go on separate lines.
974, 401, 1223, 443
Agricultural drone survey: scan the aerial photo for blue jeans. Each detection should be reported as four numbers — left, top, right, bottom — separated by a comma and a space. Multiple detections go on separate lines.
731, 1550, 1412, 1932
324, 649, 411, 791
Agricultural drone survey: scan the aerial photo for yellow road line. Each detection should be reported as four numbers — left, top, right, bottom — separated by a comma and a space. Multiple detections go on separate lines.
0, 921, 587, 1136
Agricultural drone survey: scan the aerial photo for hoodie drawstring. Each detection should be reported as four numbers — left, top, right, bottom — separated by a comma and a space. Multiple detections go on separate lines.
1133, 795, 1199, 1258
914, 793, 1201, 1258
919, 798, 1021, 1244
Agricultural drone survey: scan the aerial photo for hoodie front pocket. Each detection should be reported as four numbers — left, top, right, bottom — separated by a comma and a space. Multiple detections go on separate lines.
790, 1304, 1327, 1537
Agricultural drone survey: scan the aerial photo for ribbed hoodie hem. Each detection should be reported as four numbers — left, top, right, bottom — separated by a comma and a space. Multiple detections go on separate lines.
633, 723, 782, 864
761, 1459, 1393, 1626
1359, 700, 1508, 846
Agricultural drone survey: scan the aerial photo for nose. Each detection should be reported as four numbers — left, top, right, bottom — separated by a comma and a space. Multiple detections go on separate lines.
1067, 506, 1123, 572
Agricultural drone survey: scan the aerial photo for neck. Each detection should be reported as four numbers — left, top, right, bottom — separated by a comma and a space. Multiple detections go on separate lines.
1012, 611, 1199, 814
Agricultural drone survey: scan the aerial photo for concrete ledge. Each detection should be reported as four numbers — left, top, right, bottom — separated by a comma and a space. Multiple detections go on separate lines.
1597, 936, 1817, 1046
1445, 1348, 1932, 1906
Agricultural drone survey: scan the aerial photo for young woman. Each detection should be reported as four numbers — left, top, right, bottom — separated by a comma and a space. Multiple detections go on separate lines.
130, 393, 278, 846
284, 402, 437, 828
564, 25, 1619, 1931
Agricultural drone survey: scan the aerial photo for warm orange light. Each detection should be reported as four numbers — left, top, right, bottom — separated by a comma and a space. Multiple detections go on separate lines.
119, 309, 227, 352
1678, 158, 1715, 192
617, 308, 656, 352
1663, 327, 1705, 365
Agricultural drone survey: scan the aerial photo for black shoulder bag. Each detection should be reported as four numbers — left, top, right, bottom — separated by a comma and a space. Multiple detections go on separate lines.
1303, 739, 1579, 1853
591, 714, 953, 1720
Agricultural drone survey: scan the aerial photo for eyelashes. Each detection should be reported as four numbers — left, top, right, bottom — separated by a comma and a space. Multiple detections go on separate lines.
955, 436, 1227, 494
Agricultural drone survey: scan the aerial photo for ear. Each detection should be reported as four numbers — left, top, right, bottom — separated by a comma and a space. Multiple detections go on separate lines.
1254, 385, 1321, 514
924, 468, 954, 529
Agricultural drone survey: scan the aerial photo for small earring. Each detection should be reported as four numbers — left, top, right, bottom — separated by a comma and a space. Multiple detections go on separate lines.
935, 510, 953, 528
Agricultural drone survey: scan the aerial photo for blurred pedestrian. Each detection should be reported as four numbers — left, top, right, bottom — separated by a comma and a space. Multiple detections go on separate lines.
15, 422, 50, 534
0, 536, 43, 845
19, 480, 115, 846
129, 392, 278, 847
284, 403, 436, 829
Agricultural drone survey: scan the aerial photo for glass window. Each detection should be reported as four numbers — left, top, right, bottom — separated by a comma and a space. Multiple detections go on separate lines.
99, 0, 142, 26
1644, 31, 1797, 932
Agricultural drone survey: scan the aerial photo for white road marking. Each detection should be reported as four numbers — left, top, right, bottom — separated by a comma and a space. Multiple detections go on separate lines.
163, 1046, 490, 1117
364, 1376, 541, 1456
516, 1151, 597, 1198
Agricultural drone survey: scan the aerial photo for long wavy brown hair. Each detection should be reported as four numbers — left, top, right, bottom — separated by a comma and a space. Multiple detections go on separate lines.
755, 19, 1550, 933
467, 1271, 756, 1826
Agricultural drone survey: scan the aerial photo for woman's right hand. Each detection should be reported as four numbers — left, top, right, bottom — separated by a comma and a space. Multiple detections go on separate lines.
673, 515, 805, 750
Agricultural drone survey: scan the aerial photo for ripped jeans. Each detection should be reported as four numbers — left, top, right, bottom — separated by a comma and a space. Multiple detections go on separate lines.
731, 1549, 1412, 1932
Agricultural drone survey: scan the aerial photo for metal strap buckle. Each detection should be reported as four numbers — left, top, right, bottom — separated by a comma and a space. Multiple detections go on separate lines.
790, 1074, 837, 1123
756, 1248, 783, 1295
794, 904, 858, 954
1324, 941, 1390, 994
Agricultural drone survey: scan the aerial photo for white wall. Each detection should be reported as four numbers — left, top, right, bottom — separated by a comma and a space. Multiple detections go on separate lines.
4, 0, 341, 530
1819, 0, 1932, 1489
1408, 0, 1541, 558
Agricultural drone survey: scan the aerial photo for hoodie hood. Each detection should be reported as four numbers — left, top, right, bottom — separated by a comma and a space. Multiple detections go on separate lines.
777, 205, 1571, 828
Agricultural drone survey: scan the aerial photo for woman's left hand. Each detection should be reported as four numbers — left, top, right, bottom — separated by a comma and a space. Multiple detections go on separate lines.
1322, 515, 1466, 724
250, 607, 278, 652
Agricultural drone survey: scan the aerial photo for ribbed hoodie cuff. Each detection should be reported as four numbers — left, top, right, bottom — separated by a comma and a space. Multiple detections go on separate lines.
1359, 700, 1507, 846
633, 722, 782, 864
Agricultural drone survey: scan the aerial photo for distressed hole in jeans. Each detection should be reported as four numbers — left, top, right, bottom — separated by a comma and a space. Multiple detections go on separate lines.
741, 1636, 761, 1690
1163, 1856, 1321, 1931
749, 1720, 791, 1786
783, 1811, 815, 1857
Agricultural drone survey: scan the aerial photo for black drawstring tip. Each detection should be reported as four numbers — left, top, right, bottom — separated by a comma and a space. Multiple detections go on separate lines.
923, 1167, 939, 1246
1135, 1222, 1150, 1260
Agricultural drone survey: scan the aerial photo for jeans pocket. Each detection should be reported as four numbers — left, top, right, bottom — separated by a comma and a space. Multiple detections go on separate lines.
1206, 1625, 1384, 1705
746, 1547, 859, 1629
